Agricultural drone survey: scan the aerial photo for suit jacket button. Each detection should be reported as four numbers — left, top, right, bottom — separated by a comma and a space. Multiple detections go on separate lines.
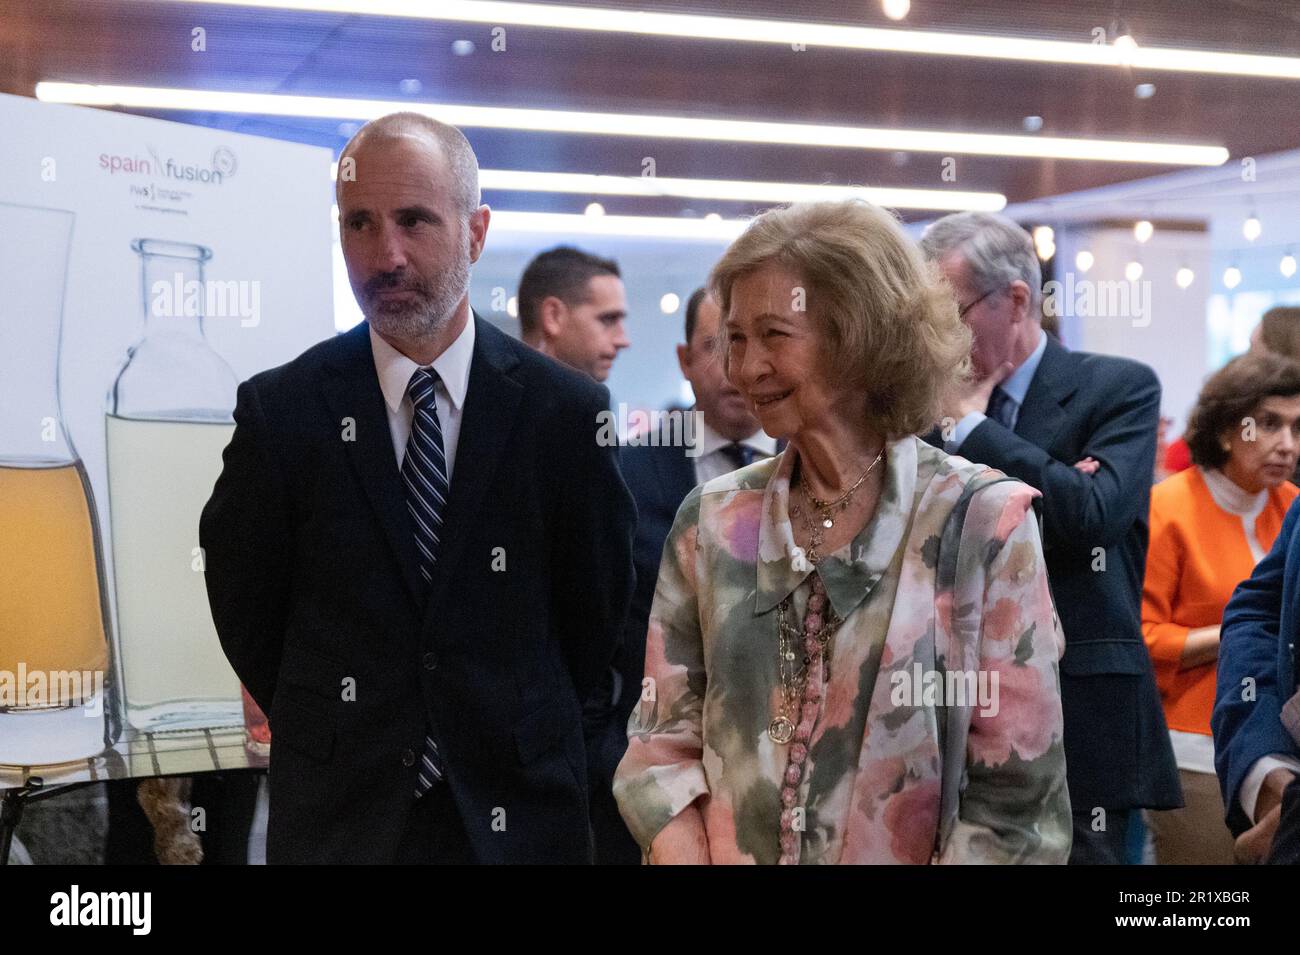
401, 748, 416, 767
422, 651, 438, 671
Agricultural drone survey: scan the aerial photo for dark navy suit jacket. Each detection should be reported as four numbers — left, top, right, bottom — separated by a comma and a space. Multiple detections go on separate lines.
935, 335, 1181, 812
201, 317, 636, 863
1214, 496, 1300, 834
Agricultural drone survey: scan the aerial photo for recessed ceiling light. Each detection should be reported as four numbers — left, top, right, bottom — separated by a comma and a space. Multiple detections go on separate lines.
882, 0, 910, 21
159, 0, 1300, 80
1022, 115, 1044, 133
451, 39, 476, 56
1134, 83, 1156, 99
584, 202, 606, 216
1224, 266, 1242, 288
1282, 254, 1298, 278
1075, 250, 1094, 273
1125, 260, 1144, 281
36, 83, 1230, 166
1134, 220, 1154, 242
398, 78, 422, 95
1176, 267, 1194, 288
660, 292, 681, 313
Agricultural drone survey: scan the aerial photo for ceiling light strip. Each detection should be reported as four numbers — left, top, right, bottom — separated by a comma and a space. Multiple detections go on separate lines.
36, 82, 1229, 166
162, 0, 1300, 80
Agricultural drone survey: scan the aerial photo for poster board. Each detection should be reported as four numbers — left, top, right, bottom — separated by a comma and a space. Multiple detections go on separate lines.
0, 93, 335, 786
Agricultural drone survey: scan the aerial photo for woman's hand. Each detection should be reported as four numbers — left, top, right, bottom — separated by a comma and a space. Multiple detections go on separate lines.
1180, 624, 1221, 670
647, 803, 711, 864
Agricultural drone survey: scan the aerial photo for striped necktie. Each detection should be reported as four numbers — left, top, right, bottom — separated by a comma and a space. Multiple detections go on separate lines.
986, 385, 1017, 430
402, 367, 448, 796
720, 442, 759, 471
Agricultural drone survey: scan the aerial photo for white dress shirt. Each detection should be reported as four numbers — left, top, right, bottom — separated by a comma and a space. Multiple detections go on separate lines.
693, 419, 778, 485
369, 317, 475, 478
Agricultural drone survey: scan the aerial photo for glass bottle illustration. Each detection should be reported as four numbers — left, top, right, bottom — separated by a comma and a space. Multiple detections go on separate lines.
0, 202, 118, 766
106, 239, 243, 731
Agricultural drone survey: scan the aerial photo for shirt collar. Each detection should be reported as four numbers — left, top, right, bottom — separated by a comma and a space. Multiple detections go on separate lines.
370, 315, 475, 413
755, 435, 917, 618
1199, 466, 1268, 517
1000, 327, 1047, 406
696, 416, 779, 459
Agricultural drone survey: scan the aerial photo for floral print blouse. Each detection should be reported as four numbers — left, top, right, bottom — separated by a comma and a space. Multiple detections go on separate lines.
613, 435, 1071, 864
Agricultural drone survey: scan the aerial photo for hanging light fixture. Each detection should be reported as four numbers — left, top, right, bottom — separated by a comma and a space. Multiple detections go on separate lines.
1075, 249, 1094, 273
1125, 260, 1144, 281
1224, 265, 1242, 289
1282, 252, 1298, 278
1175, 266, 1195, 289
1133, 219, 1154, 243
1243, 213, 1262, 241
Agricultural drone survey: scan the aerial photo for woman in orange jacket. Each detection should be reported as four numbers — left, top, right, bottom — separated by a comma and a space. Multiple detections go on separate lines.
1143, 352, 1300, 863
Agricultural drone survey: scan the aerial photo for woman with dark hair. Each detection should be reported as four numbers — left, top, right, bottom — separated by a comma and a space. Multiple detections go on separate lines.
1143, 351, 1300, 863
1166, 307, 1300, 475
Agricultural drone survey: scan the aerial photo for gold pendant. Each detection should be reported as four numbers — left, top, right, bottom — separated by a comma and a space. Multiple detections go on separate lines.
768, 716, 795, 744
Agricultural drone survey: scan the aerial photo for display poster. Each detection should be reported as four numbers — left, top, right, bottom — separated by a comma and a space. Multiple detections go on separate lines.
0, 93, 335, 785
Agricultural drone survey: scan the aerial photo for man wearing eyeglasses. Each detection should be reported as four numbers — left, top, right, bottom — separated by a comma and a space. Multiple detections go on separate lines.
921, 212, 1181, 865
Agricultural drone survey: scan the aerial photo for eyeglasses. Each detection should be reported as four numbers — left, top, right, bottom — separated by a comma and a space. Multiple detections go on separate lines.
958, 287, 1000, 318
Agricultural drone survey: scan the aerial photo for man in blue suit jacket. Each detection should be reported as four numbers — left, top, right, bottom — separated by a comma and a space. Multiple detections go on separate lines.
1214, 498, 1300, 863
922, 213, 1181, 864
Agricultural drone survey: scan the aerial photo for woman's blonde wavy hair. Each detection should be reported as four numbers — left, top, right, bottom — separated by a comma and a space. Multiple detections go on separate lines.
708, 199, 971, 439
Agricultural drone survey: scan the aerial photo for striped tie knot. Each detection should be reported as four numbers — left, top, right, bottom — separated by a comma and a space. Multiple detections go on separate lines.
407, 366, 440, 410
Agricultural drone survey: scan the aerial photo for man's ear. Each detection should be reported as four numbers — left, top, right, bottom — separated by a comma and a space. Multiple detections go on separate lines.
467, 205, 490, 263
539, 296, 567, 339
675, 343, 691, 380
1007, 279, 1033, 325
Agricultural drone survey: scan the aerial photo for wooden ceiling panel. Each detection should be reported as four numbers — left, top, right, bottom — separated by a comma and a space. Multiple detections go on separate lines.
2, 0, 1298, 208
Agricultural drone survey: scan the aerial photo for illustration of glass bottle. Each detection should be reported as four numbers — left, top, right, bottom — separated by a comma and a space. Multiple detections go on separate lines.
0, 202, 118, 767
106, 239, 243, 731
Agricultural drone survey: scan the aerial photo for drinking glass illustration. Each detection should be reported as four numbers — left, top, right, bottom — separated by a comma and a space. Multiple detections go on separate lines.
106, 239, 242, 731
0, 202, 116, 766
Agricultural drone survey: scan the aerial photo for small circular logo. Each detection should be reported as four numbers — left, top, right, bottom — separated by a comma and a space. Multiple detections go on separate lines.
212, 146, 238, 178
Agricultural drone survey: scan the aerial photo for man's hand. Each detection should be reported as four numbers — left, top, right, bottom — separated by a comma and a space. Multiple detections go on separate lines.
1235, 768, 1296, 863
1073, 457, 1100, 475
943, 361, 1014, 423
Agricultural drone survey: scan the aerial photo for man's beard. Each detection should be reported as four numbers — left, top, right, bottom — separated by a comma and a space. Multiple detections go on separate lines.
359, 245, 471, 342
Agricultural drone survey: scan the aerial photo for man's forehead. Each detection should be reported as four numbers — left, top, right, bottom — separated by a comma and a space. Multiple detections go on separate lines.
337, 137, 453, 206
587, 273, 626, 302
695, 297, 722, 332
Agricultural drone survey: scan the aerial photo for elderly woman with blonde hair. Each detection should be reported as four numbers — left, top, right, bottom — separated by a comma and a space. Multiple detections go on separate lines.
613, 200, 1071, 864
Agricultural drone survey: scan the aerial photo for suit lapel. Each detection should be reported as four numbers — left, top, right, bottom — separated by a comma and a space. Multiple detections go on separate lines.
664, 444, 698, 508
1014, 335, 1077, 450
321, 322, 428, 612
421, 316, 524, 629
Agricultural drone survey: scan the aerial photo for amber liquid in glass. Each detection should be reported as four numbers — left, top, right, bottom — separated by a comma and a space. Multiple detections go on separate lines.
0, 462, 110, 693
